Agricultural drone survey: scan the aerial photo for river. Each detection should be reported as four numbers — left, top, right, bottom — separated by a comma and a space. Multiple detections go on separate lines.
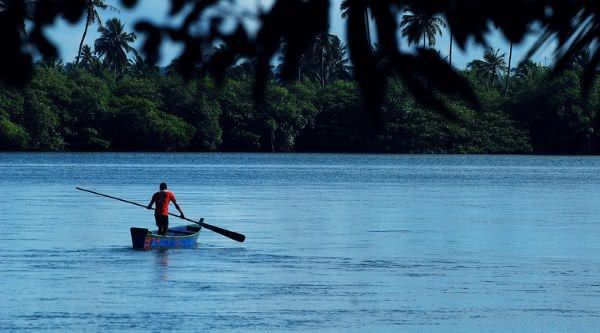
1, 153, 600, 331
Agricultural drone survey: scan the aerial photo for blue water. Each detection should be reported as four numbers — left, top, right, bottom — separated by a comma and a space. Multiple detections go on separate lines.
1, 153, 600, 332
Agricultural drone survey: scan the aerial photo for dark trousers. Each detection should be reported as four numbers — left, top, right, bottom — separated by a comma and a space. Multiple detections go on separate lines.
154, 215, 169, 235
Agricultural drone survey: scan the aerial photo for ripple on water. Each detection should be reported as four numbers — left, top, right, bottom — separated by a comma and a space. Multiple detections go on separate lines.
4, 153, 600, 331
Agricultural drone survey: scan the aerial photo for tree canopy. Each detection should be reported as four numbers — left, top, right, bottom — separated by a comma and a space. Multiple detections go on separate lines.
400, 9, 446, 48
0, 52, 598, 153
0, 0, 598, 118
95, 18, 137, 73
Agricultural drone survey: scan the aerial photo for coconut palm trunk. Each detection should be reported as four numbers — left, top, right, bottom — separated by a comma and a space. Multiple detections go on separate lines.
270, 128, 275, 152
364, 9, 371, 49
75, 16, 91, 64
320, 47, 325, 87
75, 1, 115, 65
504, 42, 513, 95
449, 27, 453, 66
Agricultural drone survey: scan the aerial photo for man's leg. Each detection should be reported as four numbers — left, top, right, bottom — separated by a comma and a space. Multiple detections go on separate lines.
154, 215, 162, 234
162, 216, 169, 235
159, 216, 169, 235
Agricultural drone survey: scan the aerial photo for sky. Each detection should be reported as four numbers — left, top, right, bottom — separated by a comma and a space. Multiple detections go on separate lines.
46, 0, 556, 69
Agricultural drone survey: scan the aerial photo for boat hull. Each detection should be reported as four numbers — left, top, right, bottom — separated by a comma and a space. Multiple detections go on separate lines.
130, 224, 201, 250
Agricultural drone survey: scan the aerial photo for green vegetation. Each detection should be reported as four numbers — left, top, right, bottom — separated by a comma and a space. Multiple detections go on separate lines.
1, 59, 596, 153
0, 17, 598, 154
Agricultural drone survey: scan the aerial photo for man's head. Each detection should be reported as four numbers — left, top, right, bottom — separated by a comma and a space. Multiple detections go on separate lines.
160, 182, 167, 191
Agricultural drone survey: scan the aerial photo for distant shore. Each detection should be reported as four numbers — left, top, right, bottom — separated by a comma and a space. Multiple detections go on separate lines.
1, 64, 597, 154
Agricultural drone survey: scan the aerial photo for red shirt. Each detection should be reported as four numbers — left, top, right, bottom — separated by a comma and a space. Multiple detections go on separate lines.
152, 191, 176, 216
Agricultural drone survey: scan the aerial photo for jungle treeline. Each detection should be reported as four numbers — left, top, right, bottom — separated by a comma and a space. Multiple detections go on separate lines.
2, 1, 599, 154
0, 57, 598, 153
2, 6, 599, 154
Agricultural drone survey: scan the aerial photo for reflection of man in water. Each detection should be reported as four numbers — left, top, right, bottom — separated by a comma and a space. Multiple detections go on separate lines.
147, 182, 185, 235
156, 250, 170, 281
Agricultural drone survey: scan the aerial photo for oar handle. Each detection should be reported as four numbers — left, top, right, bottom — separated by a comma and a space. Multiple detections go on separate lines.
77, 187, 148, 208
76, 187, 246, 242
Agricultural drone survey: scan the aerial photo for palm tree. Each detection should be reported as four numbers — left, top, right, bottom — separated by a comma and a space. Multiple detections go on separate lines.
448, 25, 453, 66
321, 35, 352, 83
504, 42, 513, 95
277, 34, 350, 86
309, 33, 351, 87
94, 18, 137, 73
569, 49, 592, 72
400, 9, 446, 48
276, 42, 307, 83
79, 44, 95, 68
513, 60, 542, 79
340, 0, 371, 49
313, 33, 329, 87
37, 57, 63, 69
296, 53, 306, 82
129, 54, 159, 77
75, 0, 116, 65
78, 44, 103, 74
468, 47, 507, 86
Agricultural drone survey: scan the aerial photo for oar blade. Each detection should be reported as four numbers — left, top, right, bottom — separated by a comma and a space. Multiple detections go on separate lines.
200, 222, 246, 242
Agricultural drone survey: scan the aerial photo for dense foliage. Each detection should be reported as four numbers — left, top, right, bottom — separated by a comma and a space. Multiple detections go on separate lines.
0, 15, 598, 154
2, 1, 598, 153
0, 58, 597, 153
1, 1, 598, 125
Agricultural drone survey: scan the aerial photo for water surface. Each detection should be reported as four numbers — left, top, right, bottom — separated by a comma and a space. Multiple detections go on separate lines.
1, 153, 600, 331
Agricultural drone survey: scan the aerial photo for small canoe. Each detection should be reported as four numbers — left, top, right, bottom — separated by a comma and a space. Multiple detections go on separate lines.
130, 224, 201, 250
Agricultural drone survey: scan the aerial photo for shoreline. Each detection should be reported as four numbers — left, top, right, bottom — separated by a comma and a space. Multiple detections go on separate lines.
2, 151, 600, 157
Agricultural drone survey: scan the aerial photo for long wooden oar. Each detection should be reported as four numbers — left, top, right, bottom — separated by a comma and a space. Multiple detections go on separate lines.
76, 187, 245, 243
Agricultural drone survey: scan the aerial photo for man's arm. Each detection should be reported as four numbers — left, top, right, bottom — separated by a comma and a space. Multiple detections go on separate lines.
147, 194, 156, 210
172, 197, 185, 218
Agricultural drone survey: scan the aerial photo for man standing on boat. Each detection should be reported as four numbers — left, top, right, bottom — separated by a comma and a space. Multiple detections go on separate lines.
147, 182, 185, 235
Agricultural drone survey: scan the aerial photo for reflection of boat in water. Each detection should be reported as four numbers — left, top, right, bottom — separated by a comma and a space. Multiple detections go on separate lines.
130, 224, 201, 250
155, 249, 170, 281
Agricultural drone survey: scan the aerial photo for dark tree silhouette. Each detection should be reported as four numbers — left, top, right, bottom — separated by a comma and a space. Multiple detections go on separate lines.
400, 9, 446, 48
316, 35, 352, 83
448, 25, 453, 66
278, 34, 350, 85
504, 42, 513, 95
78, 44, 104, 75
308, 33, 351, 86
75, 0, 117, 65
468, 47, 506, 86
340, 0, 371, 49
0, 0, 599, 120
79, 44, 95, 67
36, 57, 63, 69
569, 49, 592, 73
129, 53, 159, 77
513, 60, 543, 80
94, 18, 137, 73
0, 0, 85, 85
